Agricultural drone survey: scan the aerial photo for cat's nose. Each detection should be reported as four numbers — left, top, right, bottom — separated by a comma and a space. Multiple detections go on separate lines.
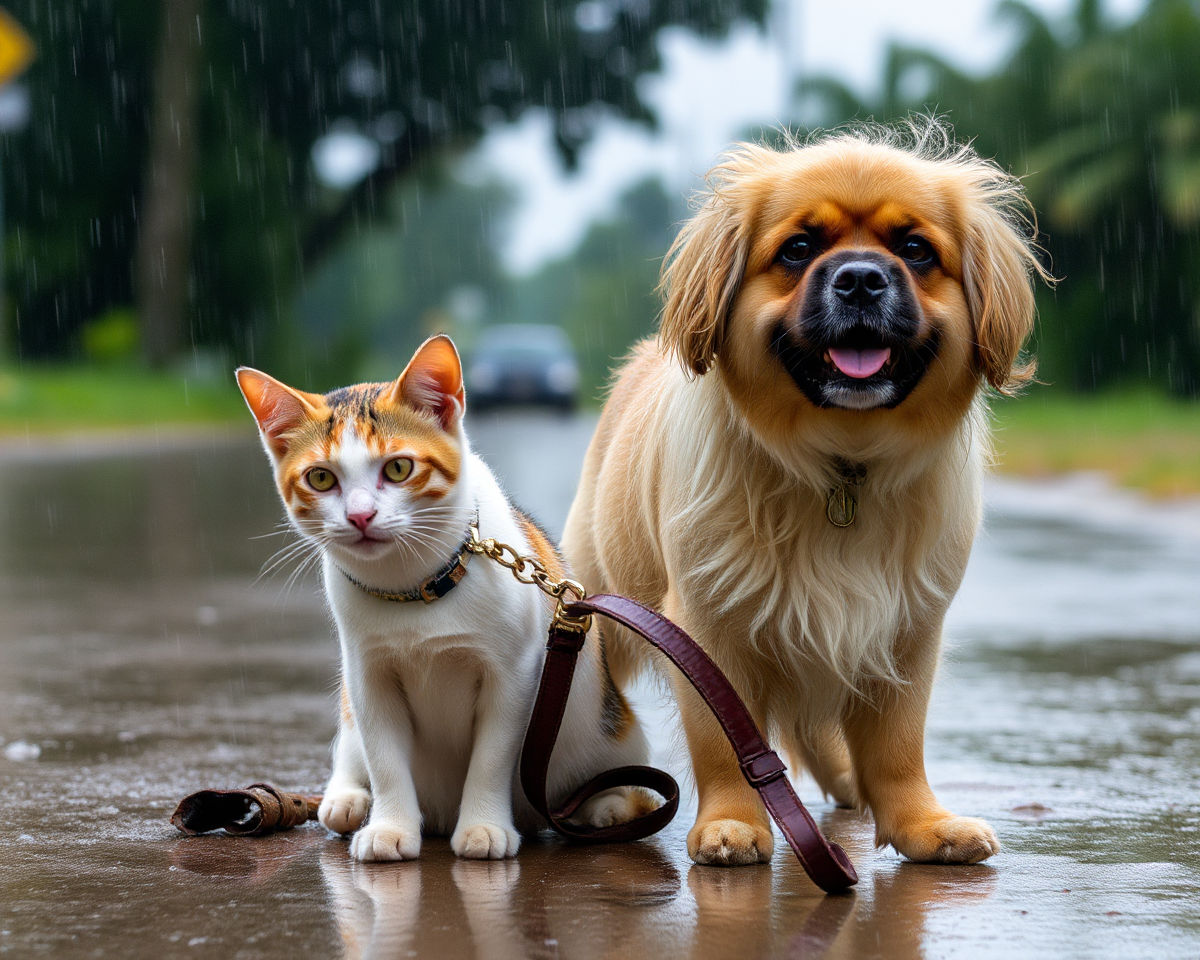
346, 510, 376, 532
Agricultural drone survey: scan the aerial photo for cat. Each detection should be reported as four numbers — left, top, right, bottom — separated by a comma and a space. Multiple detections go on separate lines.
236, 334, 655, 861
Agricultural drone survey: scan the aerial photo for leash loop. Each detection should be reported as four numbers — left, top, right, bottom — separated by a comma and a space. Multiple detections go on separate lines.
467, 526, 856, 892
172, 522, 857, 894
518, 589, 858, 894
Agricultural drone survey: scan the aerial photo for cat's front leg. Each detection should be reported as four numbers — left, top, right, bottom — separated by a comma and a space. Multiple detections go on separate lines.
451, 671, 524, 860
344, 652, 423, 861
318, 688, 372, 835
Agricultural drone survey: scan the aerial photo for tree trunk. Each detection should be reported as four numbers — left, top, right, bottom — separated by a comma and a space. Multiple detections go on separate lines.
136, 0, 203, 368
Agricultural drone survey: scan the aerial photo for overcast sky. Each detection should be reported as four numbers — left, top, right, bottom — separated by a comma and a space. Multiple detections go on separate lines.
469, 0, 1147, 274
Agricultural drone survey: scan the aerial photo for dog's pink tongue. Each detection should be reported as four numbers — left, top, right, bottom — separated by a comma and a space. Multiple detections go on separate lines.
828, 347, 891, 379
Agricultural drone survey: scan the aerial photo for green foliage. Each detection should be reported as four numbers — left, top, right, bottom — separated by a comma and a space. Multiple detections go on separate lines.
500, 178, 677, 400
286, 165, 513, 390
80, 308, 140, 366
799, 0, 1200, 395
0, 365, 245, 431
6, 0, 765, 362
992, 388, 1200, 495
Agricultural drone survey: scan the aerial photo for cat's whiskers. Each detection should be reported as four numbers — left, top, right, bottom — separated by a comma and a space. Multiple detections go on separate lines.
248, 519, 296, 542
376, 502, 464, 556
388, 522, 458, 559
258, 536, 321, 583
281, 545, 325, 599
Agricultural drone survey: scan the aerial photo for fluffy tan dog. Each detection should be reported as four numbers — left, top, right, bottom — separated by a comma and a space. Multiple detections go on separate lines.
562, 120, 1049, 867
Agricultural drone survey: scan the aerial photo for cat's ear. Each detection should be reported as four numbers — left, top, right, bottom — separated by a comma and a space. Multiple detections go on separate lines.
389, 335, 466, 430
235, 367, 323, 458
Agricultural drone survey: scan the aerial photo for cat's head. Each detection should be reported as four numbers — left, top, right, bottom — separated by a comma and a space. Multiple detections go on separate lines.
236, 335, 468, 566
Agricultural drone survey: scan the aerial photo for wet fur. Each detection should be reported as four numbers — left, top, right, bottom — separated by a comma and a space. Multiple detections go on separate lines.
238, 336, 652, 862
563, 120, 1049, 866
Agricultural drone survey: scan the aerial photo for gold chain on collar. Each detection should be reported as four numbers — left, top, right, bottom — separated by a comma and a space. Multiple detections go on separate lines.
826, 460, 867, 528
341, 517, 592, 633
466, 521, 591, 634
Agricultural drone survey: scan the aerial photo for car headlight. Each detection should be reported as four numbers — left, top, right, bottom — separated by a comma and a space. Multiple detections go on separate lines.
546, 360, 579, 394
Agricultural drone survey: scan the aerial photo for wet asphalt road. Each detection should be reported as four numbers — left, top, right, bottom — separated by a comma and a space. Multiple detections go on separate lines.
1, 412, 1198, 959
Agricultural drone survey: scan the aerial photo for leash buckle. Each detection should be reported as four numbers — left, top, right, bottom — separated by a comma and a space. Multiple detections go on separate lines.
740, 750, 787, 787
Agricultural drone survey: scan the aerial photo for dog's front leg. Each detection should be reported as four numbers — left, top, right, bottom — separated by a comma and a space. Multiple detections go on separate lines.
843, 631, 1000, 864
664, 598, 773, 866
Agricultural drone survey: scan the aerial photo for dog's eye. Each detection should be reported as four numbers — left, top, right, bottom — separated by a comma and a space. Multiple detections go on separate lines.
898, 236, 935, 266
778, 234, 815, 266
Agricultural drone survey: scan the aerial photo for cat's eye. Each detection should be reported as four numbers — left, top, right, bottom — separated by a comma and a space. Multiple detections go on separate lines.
383, 458, 414, 483
306, 467, 337, 492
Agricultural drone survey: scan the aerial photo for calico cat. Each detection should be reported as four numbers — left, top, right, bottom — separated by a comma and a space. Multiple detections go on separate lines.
236, 335, 654, 861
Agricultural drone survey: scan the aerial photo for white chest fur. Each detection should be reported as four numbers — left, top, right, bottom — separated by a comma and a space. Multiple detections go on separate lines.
660, 384, 985, 687
324, 456, 546, 834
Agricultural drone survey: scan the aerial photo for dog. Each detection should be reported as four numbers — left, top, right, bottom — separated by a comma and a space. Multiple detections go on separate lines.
562, 119, 1049, 866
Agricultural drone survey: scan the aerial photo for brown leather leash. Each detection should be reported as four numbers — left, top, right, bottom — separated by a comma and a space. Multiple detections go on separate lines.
172, 783, 320, 837
522, 594, 858, 894
172, 527, 858, 894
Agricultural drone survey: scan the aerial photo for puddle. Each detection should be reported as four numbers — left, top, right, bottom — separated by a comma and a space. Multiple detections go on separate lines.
0, 418, 1197, 959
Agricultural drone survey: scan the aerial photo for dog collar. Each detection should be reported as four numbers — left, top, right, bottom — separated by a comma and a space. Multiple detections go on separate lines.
338, 522, 474, 603
827, 460, 867, 528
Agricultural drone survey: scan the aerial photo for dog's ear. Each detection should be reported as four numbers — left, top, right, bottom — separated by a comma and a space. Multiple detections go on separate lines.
962, 202, 1047, 394
658, 196, 749, 376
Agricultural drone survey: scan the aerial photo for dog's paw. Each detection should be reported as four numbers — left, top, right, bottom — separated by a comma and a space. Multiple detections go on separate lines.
451, 822, 520, 860
887, 815, 1000, 864
575, 788, 662, 829
350, 820, 421, 862
688, 818, 774, 866
318, 787, 371, 835
828, 772, 859, 810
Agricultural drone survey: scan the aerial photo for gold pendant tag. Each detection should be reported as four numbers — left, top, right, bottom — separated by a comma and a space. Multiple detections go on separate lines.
826, 483, 857, 527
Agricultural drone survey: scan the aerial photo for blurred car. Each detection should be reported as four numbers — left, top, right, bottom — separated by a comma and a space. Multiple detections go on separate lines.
466, 325, 580, 412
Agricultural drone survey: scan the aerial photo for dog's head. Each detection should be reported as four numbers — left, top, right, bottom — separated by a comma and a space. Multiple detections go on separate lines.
659, 121, 1049, 439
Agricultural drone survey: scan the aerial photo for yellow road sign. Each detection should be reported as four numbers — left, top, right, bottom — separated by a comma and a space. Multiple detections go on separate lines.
0, 8, 34, 88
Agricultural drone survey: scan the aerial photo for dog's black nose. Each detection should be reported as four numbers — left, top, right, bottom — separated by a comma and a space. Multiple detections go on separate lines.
831, 261, 889, 306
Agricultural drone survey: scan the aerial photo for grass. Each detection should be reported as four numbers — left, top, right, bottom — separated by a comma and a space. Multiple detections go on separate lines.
0, 365, 248, 435
990, 389, 1200, 498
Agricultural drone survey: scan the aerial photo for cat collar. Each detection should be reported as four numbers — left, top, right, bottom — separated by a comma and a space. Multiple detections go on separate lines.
337, 525, 473, 604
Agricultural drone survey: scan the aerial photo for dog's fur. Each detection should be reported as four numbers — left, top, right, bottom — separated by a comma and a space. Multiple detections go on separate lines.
562, 120, 1050, 866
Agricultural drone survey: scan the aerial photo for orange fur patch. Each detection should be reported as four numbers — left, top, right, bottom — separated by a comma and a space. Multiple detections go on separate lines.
264, 380, 462, 509
339, 679, 354, 726
515, 511, 567, 583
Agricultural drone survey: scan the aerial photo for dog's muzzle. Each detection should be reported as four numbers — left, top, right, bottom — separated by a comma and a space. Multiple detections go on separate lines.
772, 249, 938, 411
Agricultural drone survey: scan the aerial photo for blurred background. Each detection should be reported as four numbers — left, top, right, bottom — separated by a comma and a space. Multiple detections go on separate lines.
3, 6, 1200, 953
0, 0, 1197, 494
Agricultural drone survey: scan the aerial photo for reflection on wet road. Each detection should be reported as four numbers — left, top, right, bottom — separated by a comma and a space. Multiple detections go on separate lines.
0, 413, 1198, 958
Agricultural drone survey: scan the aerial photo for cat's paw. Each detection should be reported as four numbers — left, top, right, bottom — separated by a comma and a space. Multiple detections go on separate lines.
451, 822, 520, 860
575, 788, 662, 829
318, 787, 371, 835
350, 820, 421, 862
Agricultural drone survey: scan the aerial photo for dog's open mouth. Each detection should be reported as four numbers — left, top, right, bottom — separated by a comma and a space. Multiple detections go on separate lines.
824, 346, 893, 379
773, 323, 939, 411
